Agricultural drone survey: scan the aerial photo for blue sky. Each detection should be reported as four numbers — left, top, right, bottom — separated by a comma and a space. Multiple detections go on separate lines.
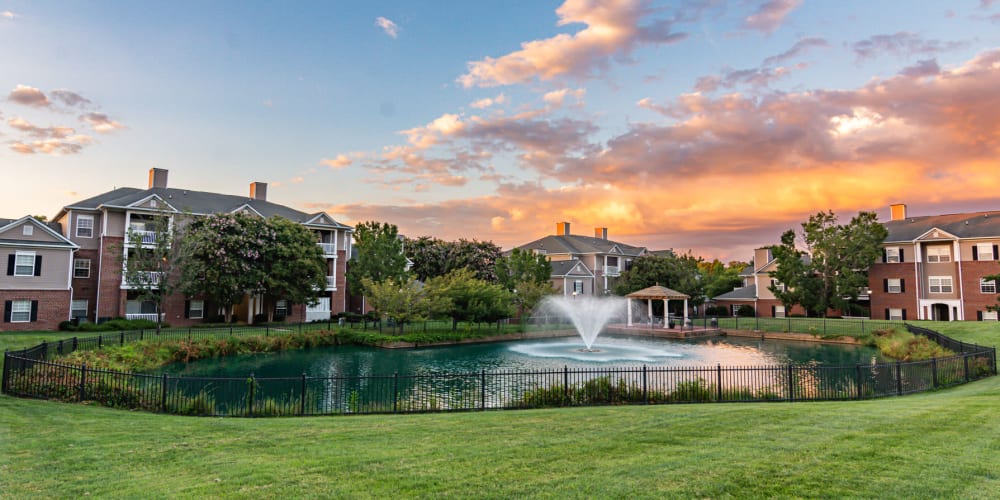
2, 1, 999, 260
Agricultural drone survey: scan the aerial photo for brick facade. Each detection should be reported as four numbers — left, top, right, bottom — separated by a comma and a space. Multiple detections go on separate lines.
96, 236, 125, 321
0, 290, 72, 331
868, 262, 918, 320
960, 260, 1000, 320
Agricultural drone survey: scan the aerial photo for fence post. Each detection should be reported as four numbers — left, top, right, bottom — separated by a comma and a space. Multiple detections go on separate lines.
716, 364, 723, 402
79, 363, 87, 402
1, 351, 9, 395
140, 330, 144, 342
41, 341, 48, 360
895, 362, 903, 395
823, 318, 827, 336
120, 331, 125, 346
564, 366, 569, 403
855, 364, 863, 400
300, 373, 307, 416
98, 335, 102, 350
58, 339, 64, 356
188, 328, 192, 342
931, 358, 939, 388
642, 365, 648, 404
787, 364, 794, 402
161, 373, 168, 412
247, 373, 255, 417
480, 369, 487, 410
72, 336, 78, 352
964, 355, 970, 383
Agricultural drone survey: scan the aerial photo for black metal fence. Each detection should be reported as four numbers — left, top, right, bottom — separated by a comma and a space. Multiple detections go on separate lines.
2, 323, 996, 417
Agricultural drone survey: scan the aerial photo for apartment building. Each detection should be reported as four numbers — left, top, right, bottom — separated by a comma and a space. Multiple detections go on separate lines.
0, 216, 79, 331
869, 204, 1000, 321
51, 168, 353, 326
711, 247, 811, 318
514, 222, 646, 296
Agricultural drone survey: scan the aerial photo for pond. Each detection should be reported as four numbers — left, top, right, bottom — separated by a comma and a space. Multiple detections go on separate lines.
162, 334, 886, 378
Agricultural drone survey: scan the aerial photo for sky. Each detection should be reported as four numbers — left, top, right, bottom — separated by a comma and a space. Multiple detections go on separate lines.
2, 0, 1000, 262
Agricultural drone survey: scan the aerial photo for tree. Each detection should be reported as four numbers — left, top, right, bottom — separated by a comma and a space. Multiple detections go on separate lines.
404, 236, 503, 283
613, 252, 705, 309
425, 268, 512, 330
700, 259, 749, 299
261, 217, 327, 320
769, 210, 888, 317
121, 211, 181, 333
347, 221, 409, 297
361, 277, 442, 334
496, 248, 556, 318
178, 213, 270, 322
403, 236, 450, 281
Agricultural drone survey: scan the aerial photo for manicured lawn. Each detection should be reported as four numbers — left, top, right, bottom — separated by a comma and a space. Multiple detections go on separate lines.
914, 320, 1000, 348
2, 377, 1000, 497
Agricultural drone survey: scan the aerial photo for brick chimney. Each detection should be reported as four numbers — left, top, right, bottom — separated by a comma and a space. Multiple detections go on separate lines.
556, 222, 571, 236
250, 182, 268, 201
148, 168, 168, 189
889, 203, 907, 221
595, 227, 608, 240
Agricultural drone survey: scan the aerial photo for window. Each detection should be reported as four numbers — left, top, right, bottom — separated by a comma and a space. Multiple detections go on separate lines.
188, 300, 204, 319
929, 276, 953, 293
885, 247, 900, 263
887, 278, 902, 293
982, 278, 997, 294
926, 246, 951, 263
573, 280, 584, 294
71, 300, 88, 319
22, 225, 33, 236
9, 300, 32, 322
76, 215, 94, 238
14, 251, 35, 276
770, 279, 785, 292
888, 308, 904, 321
983, 311, 999, 321
731, 304, 741, 317
74, 259, 91, 278
275, 300, 288, 318
774, 305, 786, 318
975, 243, 996, 261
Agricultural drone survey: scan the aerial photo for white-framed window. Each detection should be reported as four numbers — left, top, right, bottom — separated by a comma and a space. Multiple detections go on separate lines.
885, 247, 900, 263
771, 279, 785, 292
22, 225, 33, 236
573, 280, 584, 294
889, 308, 904, 321
929, 276, 953, 294
984, 311, 999, 321
76, 215, 94, 238
74, 259, 91, 278
275, 300, 288, 318
732, 304, 741, 317
71, 300, 88, 319
188, 300, 204, 319
976, 243, 995, 261
887, 278, 902, 293
14, 251, 35, 276
774, 305, 786, 318
981, 278, 997, 294
534, 249, 547, 255
10, 300, 32, 323
926, 246, 951, 263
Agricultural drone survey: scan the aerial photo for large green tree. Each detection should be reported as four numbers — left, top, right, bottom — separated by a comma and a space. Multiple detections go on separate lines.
361, 277, 446, 334
425, 268, 512, 330
700, 259, 749, 299
403, 236, 503, 283
496, 248, 556, 318
261, 217, 327, 320
613, 252, 705, 310
769, 210, 888, 317
347, 221, 409, 297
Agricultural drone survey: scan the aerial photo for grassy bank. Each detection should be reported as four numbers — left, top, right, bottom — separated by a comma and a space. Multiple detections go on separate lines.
2, 377, 999, 497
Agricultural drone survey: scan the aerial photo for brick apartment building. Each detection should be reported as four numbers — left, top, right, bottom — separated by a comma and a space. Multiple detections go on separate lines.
1, 216, 79, 331
1, 168, 353, 331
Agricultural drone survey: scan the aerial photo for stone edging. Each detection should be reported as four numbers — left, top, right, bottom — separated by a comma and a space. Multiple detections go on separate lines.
722, 329, 864, 345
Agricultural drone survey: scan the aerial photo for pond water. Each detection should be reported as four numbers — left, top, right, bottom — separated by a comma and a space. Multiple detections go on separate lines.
161, 334, 886, 378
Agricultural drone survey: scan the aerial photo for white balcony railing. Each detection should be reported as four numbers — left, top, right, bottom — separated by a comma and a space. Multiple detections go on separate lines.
604, 266, 620, 276
125, 313, 165, 322
128, 229, 162, 246
122, 271, 162, 287
317, 242, 336, 255
326, 276, 336, 289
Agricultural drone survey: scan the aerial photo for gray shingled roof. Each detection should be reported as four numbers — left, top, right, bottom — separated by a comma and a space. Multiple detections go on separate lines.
517, 234, 646, 257
712, 285, 757, 301
58, 187, 350, 229
549, 259, 593, 277
0, 217, 75, 248
884, 210, 1000, 242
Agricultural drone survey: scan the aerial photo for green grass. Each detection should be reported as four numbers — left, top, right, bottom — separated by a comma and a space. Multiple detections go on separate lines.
1, 378, 999, 497
912, 320, 1000, 348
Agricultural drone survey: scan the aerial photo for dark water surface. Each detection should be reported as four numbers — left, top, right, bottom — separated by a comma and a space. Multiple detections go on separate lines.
161, 334, 886, 378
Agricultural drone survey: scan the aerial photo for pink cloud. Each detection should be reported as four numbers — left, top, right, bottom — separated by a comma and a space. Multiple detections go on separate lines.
375, 17, 399, 39
8, 85, 50, 107
458, 0, 687, 88
80, 112, 125, 133
744, 0, 802, 34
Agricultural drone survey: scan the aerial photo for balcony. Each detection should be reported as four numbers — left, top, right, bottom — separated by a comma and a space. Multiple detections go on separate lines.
125, 313, 165, 322
317, 242, 336, 256
604, 266, 620, 276
122, 271, 162, 288
326, 276, 336, 290
127, 228, 165, 246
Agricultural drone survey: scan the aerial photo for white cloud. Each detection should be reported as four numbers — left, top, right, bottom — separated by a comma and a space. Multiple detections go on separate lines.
375, 17, 399, 39
1, 11, 14, 20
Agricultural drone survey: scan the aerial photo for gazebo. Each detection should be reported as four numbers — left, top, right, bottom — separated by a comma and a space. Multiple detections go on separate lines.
625, 284, 690, 328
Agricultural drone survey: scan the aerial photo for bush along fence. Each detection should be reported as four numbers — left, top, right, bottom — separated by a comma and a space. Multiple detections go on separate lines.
2, 323, 996, 417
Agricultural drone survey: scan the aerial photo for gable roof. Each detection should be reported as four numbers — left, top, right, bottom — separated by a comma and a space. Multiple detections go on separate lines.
517, 233, 646, 257
626, 284, 690, 300
57, 186, 352, 230
0, 216, 78, 249
549, 259, 594, 278
884, 210, 1000, 243
712, 285, 757, 301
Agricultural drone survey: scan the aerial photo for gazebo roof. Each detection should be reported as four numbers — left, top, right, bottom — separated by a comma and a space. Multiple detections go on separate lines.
625, 284, 690, 300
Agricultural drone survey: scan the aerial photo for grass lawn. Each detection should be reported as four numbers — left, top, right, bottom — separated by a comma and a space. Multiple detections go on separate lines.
1, 377, 999, 497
